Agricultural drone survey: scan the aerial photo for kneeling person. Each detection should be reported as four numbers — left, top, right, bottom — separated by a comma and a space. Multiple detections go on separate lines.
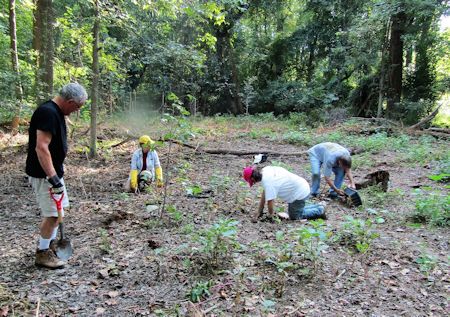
126, 135, 163, 192
243, 166, 326, 221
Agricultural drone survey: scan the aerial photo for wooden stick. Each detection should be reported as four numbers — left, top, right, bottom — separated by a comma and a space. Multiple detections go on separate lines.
409, 104, 442, 130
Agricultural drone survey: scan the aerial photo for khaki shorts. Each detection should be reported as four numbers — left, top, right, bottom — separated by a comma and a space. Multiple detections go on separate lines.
29, 177, 69, 218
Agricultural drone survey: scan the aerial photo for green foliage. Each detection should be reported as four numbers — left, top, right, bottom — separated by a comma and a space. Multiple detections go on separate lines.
400, 135, 449, 165
166, 204, 183, 223
337, 216, 379, 254
290, 220, 331, 267
416, 252, 437, 277
428, 173, 450, 182
193, 218, 240, 268
255, 221, 330, 297
189, 280, 213, 303
411, 189, 449, 227
359, 185, 404, 210
185, 184, 203, 197
98, 228, 112, 254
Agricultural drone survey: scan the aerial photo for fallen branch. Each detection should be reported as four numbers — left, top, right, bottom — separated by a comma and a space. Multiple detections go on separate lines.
111, 136, 134, 148
409, 104, 442, 130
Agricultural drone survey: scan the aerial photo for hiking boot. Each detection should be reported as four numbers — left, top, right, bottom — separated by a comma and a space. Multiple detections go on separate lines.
35, 249, 65, 269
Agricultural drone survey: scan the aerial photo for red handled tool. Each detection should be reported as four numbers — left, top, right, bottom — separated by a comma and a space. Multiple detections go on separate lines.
50, 190, 73, 260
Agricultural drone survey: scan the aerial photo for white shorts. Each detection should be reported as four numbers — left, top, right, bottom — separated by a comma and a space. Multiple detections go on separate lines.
29, 177, 69, 218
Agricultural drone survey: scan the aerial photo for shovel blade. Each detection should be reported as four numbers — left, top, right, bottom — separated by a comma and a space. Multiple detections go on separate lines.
56, 239, 73, 261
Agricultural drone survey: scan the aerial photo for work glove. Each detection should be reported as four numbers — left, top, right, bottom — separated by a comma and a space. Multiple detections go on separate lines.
130, 170, 138, 191
155, 166, 163, 187
47, 175, 64, 195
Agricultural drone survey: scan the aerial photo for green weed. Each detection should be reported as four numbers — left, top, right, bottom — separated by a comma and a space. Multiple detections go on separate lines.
280, 130, 313, 146
290, 219, 331, 269
411, 189, 449, 227
98, 228, 112, 254
193, 218, 241, 269
416, 252, 438, 277
166, 204, 183, 223
336, 216, 379, 254
359, 185, 404, 209
113, 192, 130, 201
189, 280, 213, 302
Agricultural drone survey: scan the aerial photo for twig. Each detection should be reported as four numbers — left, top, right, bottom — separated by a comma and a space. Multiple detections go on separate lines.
203, 303, 219, 314
35, 297, 41, 317
111, 136, 134, 148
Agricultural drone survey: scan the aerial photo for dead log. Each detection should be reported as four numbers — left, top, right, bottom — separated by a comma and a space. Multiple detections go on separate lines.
409, 104, 442, 130
355, 170, 390, 192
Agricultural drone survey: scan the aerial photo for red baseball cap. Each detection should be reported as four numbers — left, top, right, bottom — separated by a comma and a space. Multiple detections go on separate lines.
243, 166, 255, 187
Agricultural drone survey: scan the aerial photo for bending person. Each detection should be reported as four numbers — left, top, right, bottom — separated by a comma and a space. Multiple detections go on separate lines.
243, 165, 326, 221
307, 142, 355, 198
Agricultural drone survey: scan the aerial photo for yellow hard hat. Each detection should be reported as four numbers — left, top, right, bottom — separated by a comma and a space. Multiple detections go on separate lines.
138, 135, 155, 147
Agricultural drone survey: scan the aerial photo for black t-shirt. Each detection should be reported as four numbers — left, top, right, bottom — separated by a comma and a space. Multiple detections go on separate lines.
26, 100, 68, 178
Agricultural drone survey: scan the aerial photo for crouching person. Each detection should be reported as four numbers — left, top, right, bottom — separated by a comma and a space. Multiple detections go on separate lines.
242, 165, 326, 221
125, 135, 163, 192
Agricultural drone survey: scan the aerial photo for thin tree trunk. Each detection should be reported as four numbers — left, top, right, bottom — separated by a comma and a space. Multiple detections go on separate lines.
89, 0, 100, 158
34, 0, 54, 104
9, 0, 23, 132
377, 22, 391, 118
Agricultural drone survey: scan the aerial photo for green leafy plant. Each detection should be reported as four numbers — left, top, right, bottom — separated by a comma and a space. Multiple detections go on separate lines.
98, 228, 112, 254
185, 184, 203, 196
416, 252, 437, 277
290, 219, 331, 270
337, 216, 379, 254
166, 204, 183, 223
428, 173, 450, 182
411, 189, 449, 227
193, 218, 240, 269
189, 280, 213, 302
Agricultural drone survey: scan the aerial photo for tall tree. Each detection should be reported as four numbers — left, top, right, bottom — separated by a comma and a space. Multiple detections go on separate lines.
9, 0, 23, 131
89, 0, 100, 158
386, 8, 406, 118
33, 0, 54, 103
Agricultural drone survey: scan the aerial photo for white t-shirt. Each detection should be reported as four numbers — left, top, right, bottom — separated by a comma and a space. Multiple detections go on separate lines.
261, 166, 310, 203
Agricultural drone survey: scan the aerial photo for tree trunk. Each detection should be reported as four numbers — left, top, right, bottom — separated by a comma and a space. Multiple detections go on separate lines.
9, 0, 23, 132
377, 22, 391, 118
386, 10, 406, 118
89, 0, 100, 159
34, 0, 54, 104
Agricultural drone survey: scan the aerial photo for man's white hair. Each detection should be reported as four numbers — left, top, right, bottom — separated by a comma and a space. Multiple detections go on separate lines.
59, 83, 88, 104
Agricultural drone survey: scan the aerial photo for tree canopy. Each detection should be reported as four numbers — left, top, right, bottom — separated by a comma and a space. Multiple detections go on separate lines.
0, 0, 449, 125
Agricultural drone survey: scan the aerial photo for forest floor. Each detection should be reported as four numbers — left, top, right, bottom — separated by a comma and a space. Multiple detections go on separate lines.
0, 114, 448, 317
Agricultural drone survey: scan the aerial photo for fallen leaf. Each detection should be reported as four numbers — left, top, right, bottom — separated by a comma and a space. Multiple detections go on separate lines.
401, 269, 410, 275
96, 307, 106, 315
0, 306, 9, 317
107, 291, 119, 298
105, 299, 118, 306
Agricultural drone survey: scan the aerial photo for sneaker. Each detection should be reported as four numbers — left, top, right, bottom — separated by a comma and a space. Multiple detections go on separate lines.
35, 249, 65, 269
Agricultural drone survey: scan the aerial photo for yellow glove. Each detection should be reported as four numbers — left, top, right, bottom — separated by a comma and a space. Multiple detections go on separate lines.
155, 166, 163, 187
130, 170, 138, 191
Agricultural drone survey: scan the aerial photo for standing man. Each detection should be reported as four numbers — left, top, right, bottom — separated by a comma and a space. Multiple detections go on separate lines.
243, 165, 326, 221
26, 83, 87, 269
307, 142, 355, 198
